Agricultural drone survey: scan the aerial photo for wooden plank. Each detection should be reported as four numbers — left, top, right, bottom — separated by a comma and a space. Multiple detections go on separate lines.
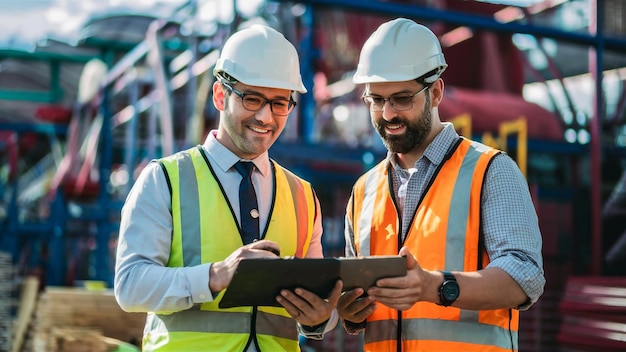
11, 276, 39, 352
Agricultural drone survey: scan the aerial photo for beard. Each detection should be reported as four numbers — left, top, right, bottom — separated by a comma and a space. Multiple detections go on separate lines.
374, 95, 432, 154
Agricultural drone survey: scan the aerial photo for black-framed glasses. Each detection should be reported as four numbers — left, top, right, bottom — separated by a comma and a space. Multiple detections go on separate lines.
362, 86, 429, 112
221, 82, 296, 116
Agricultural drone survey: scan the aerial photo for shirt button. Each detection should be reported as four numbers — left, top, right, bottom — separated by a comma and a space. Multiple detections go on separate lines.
199, 294, 206, 299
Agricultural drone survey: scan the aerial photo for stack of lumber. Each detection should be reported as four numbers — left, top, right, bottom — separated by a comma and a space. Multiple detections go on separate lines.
22, 286, 145, 352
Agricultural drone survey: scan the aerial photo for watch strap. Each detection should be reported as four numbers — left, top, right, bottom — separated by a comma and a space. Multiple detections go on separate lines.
442, 271, 455, 282
438, 271, 459, 307
343, 319, 367, 336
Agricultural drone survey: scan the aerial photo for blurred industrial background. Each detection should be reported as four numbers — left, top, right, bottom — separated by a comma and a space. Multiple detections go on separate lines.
1, 0, 625, 351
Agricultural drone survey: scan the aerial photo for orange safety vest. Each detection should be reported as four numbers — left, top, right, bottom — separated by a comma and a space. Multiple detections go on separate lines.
349, 138, 519, 352
145, 146, 316, 351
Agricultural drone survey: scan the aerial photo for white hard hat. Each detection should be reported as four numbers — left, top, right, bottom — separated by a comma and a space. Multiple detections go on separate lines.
214, 24, 307, 93
353, 18, 447, 84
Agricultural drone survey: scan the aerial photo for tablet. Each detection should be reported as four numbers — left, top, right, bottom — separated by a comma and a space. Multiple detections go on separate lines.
218, 255, 406, 308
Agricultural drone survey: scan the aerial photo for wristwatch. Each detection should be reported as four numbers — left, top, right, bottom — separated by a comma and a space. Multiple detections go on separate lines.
438, 271, 460, 307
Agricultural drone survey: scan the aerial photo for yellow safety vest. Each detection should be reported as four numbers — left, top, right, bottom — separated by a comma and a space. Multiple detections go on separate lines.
349, 138, 519, 352
143, 146, 316, 351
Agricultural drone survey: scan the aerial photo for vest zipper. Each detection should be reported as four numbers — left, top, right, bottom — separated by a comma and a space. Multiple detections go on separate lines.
248, 307, 260, 352
396, 309, 402, 352
508, 308, 514, 351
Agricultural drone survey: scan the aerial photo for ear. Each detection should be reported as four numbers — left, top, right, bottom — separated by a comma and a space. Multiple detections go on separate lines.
212, 81, 225, 111
429, 79, 444, 108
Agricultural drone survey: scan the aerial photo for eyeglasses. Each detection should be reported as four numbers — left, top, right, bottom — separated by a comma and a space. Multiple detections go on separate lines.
221, 82, 296, 116
362, 86, 429, 112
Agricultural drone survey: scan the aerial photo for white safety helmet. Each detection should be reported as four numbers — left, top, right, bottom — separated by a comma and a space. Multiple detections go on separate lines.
353, 18, 447, 85
214, 24, 307, 93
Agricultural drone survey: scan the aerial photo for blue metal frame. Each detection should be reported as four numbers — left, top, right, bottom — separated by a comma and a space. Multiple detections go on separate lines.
296, 5, 318, 142
271, 0, 626, 49
0, 124, 69, 285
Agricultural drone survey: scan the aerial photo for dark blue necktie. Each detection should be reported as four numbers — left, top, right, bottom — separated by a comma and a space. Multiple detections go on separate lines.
234, 161, 259, 245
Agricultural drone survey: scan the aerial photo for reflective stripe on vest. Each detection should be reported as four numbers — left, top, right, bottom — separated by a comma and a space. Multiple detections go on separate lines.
144, 309, 298, 351
366, 318, 518, 352
144, 146, 315, 351
350, 138, 518, 352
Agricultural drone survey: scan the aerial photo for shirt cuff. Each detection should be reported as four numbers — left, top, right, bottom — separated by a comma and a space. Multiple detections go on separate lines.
187, 263, 213, 303
298, 310, 338, 340
297, 321, 327, 340
488, 258, 544, 311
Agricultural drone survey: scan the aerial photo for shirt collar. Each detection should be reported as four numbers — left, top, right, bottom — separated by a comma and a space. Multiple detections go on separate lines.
202, 130, 271, 176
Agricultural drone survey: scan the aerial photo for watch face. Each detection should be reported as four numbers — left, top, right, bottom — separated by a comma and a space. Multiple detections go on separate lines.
442, 281, 460, 300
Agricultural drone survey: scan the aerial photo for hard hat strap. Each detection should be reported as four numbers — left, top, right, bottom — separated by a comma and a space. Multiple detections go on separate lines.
417, 67, 444, 85
215, 71, 238, 85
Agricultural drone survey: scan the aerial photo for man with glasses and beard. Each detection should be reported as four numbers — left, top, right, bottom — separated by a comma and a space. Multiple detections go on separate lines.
337, 18, 545, 352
